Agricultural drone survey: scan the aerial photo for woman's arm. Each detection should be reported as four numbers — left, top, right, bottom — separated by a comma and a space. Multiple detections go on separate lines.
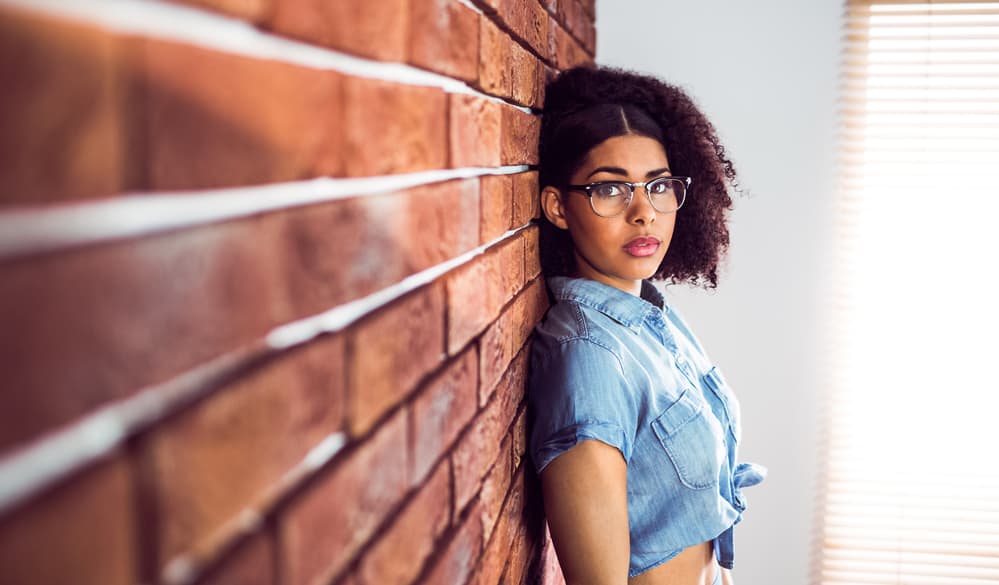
540, 439, 630, 585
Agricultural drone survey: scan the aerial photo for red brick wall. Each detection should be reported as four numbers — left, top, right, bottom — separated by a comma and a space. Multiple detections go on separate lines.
0, 1, 595, 584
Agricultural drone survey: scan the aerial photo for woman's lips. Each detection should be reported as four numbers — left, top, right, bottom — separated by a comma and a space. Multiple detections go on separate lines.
623, 236, 661, 257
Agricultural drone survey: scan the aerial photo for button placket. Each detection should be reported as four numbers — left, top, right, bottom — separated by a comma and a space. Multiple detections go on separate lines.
703, 367, 740, 441
674, 354, 700, 388
642, 311, 674, 351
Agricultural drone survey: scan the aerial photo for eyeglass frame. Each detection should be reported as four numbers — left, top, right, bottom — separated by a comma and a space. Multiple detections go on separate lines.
561, 175, 692, 218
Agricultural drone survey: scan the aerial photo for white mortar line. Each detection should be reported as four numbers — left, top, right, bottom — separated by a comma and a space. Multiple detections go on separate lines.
162, 431, 347, 585
0, 166, 529, 260
266, 222, 532, 350
455, 0, 484, 14
0, 0, 532, 112
0, 221, 533, 517
0, 343, 267, 516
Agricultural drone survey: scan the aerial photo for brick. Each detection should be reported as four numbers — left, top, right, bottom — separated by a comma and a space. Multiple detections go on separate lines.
574, 43, 593, 68
357, 460, 451, 585
500, 107, 540, 165
145, 334, 346, 564
564, 0, 592, 51
499, 235, 528, 311
512, 170, 540, 225
0, 458, 134, 585
451, 353, 523, 510
446, 236, 524, 355
547, 18, 591, 69
476, 16, 511, 99
510, 419, 547, 585
497, 0, 546, 59
280, 410, 408, 585
499, 347, 531, 413
348, 284, 446, 436
478, 278, 545, 406
471, 465, 524, 585
265, 0, 324, 49
511, 406, 529, 474
533, 58, 547, 108
581, 17, 597, 56
503, 467, 527, 547
538, 526, 566, 585
141, 38, 341, 189
479, 304, 516, 406
470, 0, 502, 14
545, 15, 560, 65
522, 0, 550, 59
504, 524, 533, 585
423, 501, 485, 585
196, 532, 275, 585
537, 62, 553, 108
282, 179, 479, 318
509, 42, 539, 108
524, 224, 542, 279
410, 348, 479, 485
325, 0, 408, 60
581, 0, 596, 18
0, 8, 126, 204
343, 77, 447, 176
267, 0, 408, 61
555, 0, 572, 31
479, 174, 513, 244
557, 0, 584, 41
449, 94, 502, 168
175, 0, 270, 22
409, 0, 480, 82
497, 1, 527, 46
402, 179, 481, 269
469, 522, 509, 585
0, 215, 291, 451
479, 436, 513, 544
540, 0, 557, 15
526, 273, 549, 324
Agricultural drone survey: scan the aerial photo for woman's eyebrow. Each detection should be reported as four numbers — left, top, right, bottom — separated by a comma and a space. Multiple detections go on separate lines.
586, 166, 672, 179
585, 166, 628, 178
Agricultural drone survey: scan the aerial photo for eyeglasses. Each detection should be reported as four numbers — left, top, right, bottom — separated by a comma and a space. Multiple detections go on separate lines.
563, 176, 691, 218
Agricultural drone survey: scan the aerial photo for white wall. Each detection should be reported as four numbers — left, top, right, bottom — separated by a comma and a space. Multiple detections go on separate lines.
597, 2, 841, 584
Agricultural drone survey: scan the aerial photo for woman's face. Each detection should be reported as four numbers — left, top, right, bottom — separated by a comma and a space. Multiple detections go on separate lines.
542, 134, 676, 296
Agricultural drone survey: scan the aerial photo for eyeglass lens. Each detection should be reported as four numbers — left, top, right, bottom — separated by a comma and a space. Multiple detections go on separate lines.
590, 177, 686, 217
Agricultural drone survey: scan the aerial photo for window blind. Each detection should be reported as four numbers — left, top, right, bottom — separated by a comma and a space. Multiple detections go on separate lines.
816, 2, 999, 584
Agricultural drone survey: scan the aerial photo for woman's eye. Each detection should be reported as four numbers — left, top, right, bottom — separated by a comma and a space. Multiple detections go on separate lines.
593, 183, 624, 198
649, 179, 671, 194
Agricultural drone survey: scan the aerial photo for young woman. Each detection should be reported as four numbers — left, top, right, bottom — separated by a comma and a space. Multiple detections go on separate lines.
529, 65, 766, 585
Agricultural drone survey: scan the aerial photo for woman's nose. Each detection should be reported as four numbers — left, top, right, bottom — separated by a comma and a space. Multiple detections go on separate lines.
627, 186, 656, 225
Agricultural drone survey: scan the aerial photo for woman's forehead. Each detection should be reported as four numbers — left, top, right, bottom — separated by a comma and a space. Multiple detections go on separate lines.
579, 135, 670, 175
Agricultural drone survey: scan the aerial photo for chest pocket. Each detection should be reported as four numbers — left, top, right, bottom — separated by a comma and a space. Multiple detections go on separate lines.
651, 389, 726, 490
703, 366, 741, 443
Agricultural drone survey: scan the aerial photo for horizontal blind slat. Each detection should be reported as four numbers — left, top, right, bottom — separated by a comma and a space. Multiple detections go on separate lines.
818, 2, 999, 583
848, 0, 999, 7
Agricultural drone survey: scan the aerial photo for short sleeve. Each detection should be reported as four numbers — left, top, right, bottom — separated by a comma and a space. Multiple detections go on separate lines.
529, 338, 638, 474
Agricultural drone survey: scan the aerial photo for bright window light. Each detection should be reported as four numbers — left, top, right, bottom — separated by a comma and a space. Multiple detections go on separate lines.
816, 2, 999, 584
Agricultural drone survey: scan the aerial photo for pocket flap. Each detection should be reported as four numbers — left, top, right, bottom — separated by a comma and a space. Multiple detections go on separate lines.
653, 389, 702, 436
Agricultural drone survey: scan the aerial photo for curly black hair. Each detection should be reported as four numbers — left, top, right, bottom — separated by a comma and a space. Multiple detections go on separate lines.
538, 65, 739, 288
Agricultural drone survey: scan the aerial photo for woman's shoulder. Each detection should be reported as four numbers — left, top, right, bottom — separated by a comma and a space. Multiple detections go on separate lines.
533, 297, 630, 360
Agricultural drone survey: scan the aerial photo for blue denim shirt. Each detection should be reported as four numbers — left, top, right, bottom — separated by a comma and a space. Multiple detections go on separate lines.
528, 276, 766, 576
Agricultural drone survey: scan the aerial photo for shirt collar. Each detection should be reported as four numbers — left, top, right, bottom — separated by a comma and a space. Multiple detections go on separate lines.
546, 276, 667, 328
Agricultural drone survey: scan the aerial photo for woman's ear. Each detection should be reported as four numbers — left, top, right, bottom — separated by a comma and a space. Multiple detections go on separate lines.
541, 186, 570, 230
